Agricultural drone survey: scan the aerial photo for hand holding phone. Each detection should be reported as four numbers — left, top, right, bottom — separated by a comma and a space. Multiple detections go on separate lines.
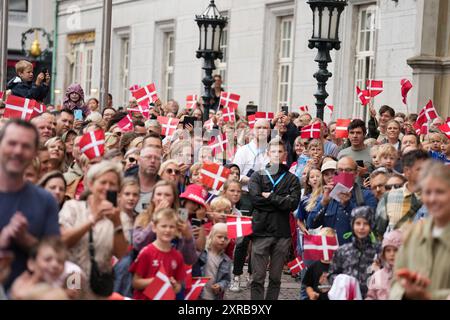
74, 109, 83, 121
191, 218, 202, 228
281, 105, 289, 115
106, 190, 118, 207
178, 208, 189, 222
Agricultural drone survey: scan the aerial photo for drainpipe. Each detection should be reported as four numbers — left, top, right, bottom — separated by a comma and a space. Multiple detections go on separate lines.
51, 0, 59, 105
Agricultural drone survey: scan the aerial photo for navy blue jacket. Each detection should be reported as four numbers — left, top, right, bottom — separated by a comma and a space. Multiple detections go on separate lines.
7, 76, 49, 102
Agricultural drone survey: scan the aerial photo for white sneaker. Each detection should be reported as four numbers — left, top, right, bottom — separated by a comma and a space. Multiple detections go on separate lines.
229, 276, 241, 292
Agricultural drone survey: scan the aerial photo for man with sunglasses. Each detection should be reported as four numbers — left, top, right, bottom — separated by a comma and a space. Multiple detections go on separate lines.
375, 149, 430, 236
307, 156, 377, 245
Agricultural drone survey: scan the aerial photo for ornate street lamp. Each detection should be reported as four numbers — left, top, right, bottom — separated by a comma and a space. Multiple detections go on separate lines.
307, 0, 347, 120
195, 0, 228, 122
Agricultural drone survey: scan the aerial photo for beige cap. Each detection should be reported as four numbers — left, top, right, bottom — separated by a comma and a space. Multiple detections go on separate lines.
321, 160, 337, 173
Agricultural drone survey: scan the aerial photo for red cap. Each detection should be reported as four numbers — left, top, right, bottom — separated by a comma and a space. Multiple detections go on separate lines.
180, 184, 208, 208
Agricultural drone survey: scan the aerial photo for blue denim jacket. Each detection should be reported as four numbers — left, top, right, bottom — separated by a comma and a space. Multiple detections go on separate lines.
306, 187, 377, 245
193, 250, 232, 300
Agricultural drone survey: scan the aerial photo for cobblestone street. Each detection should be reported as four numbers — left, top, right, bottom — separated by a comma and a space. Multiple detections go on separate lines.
225, 268, 301, 300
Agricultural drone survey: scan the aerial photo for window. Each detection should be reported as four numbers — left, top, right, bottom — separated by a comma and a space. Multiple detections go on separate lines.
9, 0, 28, 12
214, 21, 228, 88
353, 5, 377, 121
163, 32, 175, 101
70, 42, 95, 96
276, 16, 294, 108
120, 37, 130, 106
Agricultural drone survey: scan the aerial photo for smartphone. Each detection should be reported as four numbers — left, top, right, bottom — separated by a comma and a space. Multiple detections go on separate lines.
356, 160, 365, 168
74, 109, 83, 121
178, 208, 189, 222
191, 218, 202, 228
40, 68, 48, 75
183, 116, 196, 128
246, 169, 255, 178
281, 105, 289, 115
106, 190, 118, 207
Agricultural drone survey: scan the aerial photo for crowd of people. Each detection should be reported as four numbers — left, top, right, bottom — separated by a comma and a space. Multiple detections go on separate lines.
0, 60, 449, 300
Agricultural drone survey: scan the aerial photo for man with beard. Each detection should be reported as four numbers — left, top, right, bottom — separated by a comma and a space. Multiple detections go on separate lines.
0, 119, 60, 290
135, 146, 162, 213
55, 109, 75, 136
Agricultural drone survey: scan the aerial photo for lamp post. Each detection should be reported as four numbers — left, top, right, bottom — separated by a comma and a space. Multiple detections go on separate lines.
195, 0, 227, 122
307, 0, 347, 120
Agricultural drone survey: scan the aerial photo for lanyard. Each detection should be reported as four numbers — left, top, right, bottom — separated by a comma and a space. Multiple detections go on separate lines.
265, 170, 287, 192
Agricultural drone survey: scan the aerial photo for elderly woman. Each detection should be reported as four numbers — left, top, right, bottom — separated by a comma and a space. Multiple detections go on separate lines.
59, 161, 128, 296
159, 159, 181, 185
38, 170, 67, 209
390, 161, 450, 300
45, 137, 66, 172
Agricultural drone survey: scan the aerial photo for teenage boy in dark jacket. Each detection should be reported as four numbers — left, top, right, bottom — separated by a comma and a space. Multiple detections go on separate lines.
249, 138, 301, 300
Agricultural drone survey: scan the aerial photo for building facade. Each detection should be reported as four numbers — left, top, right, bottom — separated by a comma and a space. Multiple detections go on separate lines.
53, 0, 450, 119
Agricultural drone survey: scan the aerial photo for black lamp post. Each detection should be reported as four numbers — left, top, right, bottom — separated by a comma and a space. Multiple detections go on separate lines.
307, 0, 347, 120
195, 0, 228, 122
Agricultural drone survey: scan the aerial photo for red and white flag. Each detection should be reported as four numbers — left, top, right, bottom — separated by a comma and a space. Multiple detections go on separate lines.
226, 215, 253, 239
79, 130, 105, 159
356, 86, 370, 106
0, 91, 4, 100
221, 107, 235, 123
327, 105, 334, 114
117, 114, 134, 132
4, 95, 38, 121
128, 104, 150, 119
301, 122, 321, 139
255, 112, 274, 122
143, 264, 176, 300
414, 121, 429, 135
401, 79, 413, 105
366, 80, 383, 97
417, 100, 438, 126
247, 114, 256, 129
219, 92, 240, 110
438, 124, 450, 139
303, 234, 339, 261
157, 116, 180, 137
204, 119, 215, 130
131, 83, 159, 107
335, 119, 351, 139
287, 257, 305, 276
186, 95, 199, 110
208, 133, 228, 156
33, 102, 46, 115
201, 163, 231, 192
184, 277, 209, 301
299, 105, 309, 113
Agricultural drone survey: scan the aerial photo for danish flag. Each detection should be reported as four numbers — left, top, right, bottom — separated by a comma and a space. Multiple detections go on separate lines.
157, 116, 180, 137
117, 114, 134, 132
184, 277, 210, 301
128, 104, 150, 119
401, 79, 413, 105
0, 91, 4, 100
416, 100, 438, 126
255, 112, 274, 122
335, 119, 351, 138
248, 114, 256, 129
303, 234, 339, 261
438, 124, 450, 139
79, 130, 105, 159
204, 119, 215, 130
208, 133, 228, 156
33, 102, 46, 115
356, 86, 370, 106
221, 107, 235, 123
301, 122, 321, 139
287, 257, 305, 276
4, 95, 39, 121
201, 163, 231, 192
131, 83, 159, 107
226, 215, 253, 239
299, 105, 309, 113
366, 80, 383, 97
186, 95, 198, 110
327, 105, 334, 113
414, 121, 428, 135
219, 92, 240, 110
143, 264, 176, 300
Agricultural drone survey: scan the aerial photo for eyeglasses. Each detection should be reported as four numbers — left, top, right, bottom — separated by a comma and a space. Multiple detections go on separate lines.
166, 168, 181, 175
385, 184, 403, 191
127, 157, 137, 163
113, 131, 122, 137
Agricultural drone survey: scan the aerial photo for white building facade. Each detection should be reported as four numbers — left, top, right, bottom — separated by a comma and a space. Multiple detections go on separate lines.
53, 0, 450, 119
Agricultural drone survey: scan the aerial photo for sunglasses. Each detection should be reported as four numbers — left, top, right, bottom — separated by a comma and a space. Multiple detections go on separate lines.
127, 157, 137, 163
166, 168, 181, 175
385, 184, 403, 191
